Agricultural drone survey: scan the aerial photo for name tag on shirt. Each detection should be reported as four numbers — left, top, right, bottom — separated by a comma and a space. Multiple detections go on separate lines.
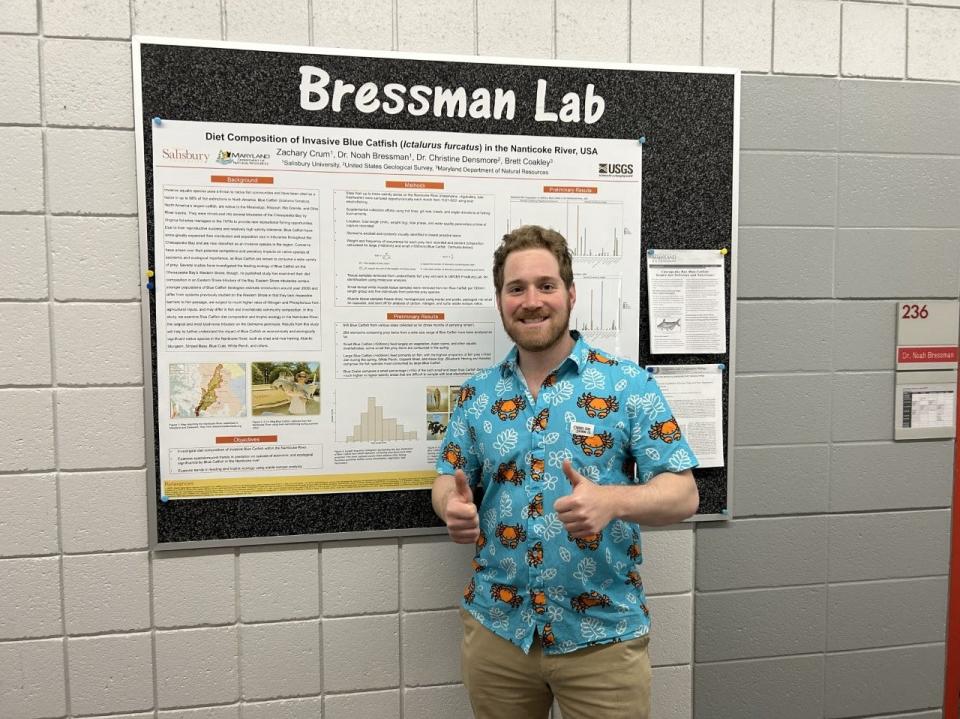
570, 421, 594, 437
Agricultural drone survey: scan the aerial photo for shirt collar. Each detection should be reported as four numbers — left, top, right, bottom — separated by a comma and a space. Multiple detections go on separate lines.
499, 331, 589, 378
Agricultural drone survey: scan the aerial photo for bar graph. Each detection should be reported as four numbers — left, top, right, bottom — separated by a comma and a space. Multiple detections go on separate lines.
346, 397, 418, 442
510, 198, 626, 258
570, 277, 622, 335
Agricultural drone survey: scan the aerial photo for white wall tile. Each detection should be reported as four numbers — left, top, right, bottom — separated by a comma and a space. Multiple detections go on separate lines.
557, 0, 629, 62
313, 0, 393, 50
0, 303, 51, 385
400, 536, 473, 610
641, 526, 694, 595
703, 0, 772, 72
322, 614, 399, 691
632, 0, 701, 67
398, 0, 474, 54
0, 473, 58, 557
42, 0, 132, 38
52, 303, 143, 385
242, 696, 323, 719
240, 620, 321, 700
56, 387, 145, 469
46, 129, 137, 214
60, 469, 148, 552
0, 0, 37, 33
159, 707, 240, 719
43, 39, 133, 127
401, 609, 461, 685
842, 3, 906, 78
0, 36, 40, 123
0, 216, 47, 300
239, 545, 319, 622
49, 216, 142, 301
403, 684, 473, 719
225, 0, 309, 44
477, 0, 553, 59
647, 594, 693, 666
156, 626, 240, 707
0, 127, 44, 212
0, 389, 55, 472
322, 540, 398, 616
908, 6, 960, 82
133, 0, 222, 38
0, 639, 66, 719
774, 0, 841, 75
68, 633, 154, 715
63, 551, 151, 634
325, 690, 400, 719
153, 550, 236, 627
651, 664, 692, 719
0, 556, 62, 639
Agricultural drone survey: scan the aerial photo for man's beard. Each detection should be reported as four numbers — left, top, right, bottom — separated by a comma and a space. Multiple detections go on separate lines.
501, 301, 572, 353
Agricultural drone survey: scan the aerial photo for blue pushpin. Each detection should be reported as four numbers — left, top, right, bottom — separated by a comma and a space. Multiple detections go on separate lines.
647, 248, 654, 256
718, 363, 725, 371
160, 495, 169, 502
153, 117, 162, 127
720, 508, 728, 515
638, 136, 646, 144
146, 280, 154, 290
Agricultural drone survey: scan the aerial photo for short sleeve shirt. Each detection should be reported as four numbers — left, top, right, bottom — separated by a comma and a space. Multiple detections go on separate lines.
435, 332, 698, 654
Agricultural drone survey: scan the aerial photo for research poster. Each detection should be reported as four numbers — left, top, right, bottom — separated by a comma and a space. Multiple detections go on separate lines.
153, 120, 642, 499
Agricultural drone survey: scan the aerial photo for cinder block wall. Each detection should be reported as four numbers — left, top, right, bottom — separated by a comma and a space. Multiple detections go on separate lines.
0, 2, 957, 719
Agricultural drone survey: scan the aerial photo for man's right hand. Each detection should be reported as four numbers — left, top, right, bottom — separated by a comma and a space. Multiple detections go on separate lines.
442, 469, 480, 544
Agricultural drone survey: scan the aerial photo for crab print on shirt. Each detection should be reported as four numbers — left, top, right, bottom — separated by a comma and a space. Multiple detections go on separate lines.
436, 332, 698, 655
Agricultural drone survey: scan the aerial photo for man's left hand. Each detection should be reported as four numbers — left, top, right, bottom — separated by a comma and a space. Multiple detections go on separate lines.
554, 460, 617, 537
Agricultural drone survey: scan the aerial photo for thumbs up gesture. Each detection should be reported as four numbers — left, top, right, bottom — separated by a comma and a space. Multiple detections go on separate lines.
442, 469, 480, 544
554, 460, 616, 538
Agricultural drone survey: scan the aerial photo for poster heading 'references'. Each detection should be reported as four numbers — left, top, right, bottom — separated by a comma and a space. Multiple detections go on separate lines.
298, 66, 606, 124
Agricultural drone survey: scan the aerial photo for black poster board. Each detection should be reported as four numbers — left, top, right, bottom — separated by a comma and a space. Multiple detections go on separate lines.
135, 38, 738, 548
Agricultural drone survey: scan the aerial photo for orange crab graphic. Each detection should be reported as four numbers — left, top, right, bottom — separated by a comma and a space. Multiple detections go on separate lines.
526, 541, 544, 567
530, 457, 545, 482
464, 577, 476, 604
532, 408, 550, 432
571, 591, 612, 613
490, 583, 523, 608
541, 372, 558, 388
569, 531, 602, 551
627, 543, 642, 561
648, 416, 682, 443
527, 493, 544, 518
541, 623, 556, 647
455, 385, 476, 407
641, 603, 650, 617
496, 523, 527, 549
471, 558, 485, 573
587, 349, 619, 365
572, 431, 614, 457
494, 460, 525, 485
491, 395, 527, 421
442, 442, 467, 469
476, 529, 487, 552
625, 570, 643, 589
577, 393, 620, 419
531, 590, 547, 614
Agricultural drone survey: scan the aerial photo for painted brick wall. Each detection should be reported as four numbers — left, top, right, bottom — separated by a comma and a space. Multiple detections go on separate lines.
0, 2, 958, 718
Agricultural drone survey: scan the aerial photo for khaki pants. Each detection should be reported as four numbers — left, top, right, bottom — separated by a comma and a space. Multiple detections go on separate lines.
460, 609, 651, 719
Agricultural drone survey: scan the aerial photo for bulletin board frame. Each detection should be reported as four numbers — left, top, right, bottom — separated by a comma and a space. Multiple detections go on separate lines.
134, 37, 739, 549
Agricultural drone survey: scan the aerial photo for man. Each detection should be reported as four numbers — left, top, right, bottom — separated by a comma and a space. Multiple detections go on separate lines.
432, 225, 699, 719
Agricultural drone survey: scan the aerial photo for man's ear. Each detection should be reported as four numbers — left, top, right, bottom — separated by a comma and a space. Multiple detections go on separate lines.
569, 282, 576, 310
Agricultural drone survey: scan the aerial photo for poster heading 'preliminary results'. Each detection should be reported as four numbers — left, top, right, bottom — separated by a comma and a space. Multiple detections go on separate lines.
298, 66, 606, 124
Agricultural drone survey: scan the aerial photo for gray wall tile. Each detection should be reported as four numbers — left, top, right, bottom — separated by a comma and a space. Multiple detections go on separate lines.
836, 229, 960, 298
696, 517, 828, 591
734, 374, 833, 445
736, 301, 833, 372
736, 228, 834, 299
840, 80, 960, 154
833, 301, 896, 371
401, 609, 462, 686
695, 655, 824, 719
741, 75, 840, 151
824, 644, 945, 718
828, 510, 950, 582
740, 153, 838, 226
839, 158, 960, 228
830, 373, 894, 442
732, 445, 830, 516
829, 441, 953, 512
403, 685, 472, 719
324, 690, 399, 719
695, 585, 826, 661
827, 577, 948, 652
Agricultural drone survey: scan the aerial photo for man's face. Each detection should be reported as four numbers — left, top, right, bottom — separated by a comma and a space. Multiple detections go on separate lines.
497, 248, 575, 353
296, 373, 307, 383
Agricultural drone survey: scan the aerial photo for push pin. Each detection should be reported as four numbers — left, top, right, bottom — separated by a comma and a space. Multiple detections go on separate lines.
146, 280, 155, 290
145, 269, 154, 278
719, 248, 729, 255
160, 495, 169, 503
717, 363, 726, 371
638, 136, 646, 145
647, 249, 655, 256
153, 117, 162, 127
720, 508, 728, 515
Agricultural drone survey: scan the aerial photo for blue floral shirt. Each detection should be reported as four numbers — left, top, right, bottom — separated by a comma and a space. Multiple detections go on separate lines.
436, 332, 698, 654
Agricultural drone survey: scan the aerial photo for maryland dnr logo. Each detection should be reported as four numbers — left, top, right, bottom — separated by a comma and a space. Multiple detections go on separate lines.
599, 162, 634, 176
216, 150, 234, 164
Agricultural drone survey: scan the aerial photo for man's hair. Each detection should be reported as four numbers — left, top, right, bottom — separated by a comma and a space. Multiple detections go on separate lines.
492, 225, 574, 294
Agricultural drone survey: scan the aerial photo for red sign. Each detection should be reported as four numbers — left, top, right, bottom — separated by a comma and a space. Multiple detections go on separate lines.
215, 435, 278, 444
897, 346, 958, 364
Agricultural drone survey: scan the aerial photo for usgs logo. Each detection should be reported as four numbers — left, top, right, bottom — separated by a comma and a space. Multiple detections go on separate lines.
598, 163, 634, 176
